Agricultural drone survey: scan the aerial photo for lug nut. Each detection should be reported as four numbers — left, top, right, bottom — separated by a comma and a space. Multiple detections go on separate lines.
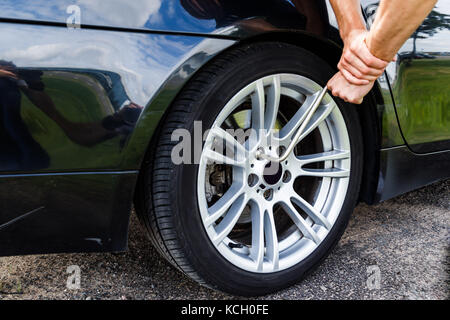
255, 147, 265, 160
263, 189, 273, 201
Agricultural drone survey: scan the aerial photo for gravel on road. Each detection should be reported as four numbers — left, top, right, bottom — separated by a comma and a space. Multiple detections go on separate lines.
0, 179, 448, 300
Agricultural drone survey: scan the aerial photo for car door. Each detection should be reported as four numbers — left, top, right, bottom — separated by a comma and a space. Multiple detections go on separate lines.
362, 0, 450, 153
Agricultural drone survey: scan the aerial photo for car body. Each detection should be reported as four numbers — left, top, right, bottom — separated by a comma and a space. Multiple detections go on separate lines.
0, 0, 449, 293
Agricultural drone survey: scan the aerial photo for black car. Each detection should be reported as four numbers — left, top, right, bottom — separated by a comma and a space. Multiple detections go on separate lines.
0, 0, 449, 296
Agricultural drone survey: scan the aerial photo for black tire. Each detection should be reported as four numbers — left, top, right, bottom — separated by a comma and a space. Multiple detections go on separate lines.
135, 42, 363, 296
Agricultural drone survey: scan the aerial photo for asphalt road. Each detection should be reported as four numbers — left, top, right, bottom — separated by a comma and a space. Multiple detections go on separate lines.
0, 179, 448, 300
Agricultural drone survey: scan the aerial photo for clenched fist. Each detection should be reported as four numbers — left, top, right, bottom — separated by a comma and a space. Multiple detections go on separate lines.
327, 71, 375, 104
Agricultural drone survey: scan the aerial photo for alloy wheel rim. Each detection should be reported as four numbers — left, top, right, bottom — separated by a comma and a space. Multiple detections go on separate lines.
197, 74, 351, 273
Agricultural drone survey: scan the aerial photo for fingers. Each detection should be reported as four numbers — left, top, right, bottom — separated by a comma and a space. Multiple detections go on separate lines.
327, 73, 339, 91
350, 39, 388, 70
338, 31, 389, 85
342, 50, 384, 78
339, 60, 375, 84
327, 72, 374, 105
352, 96, 363, 105
0, 70, 18, 79
340, 68, 370, 85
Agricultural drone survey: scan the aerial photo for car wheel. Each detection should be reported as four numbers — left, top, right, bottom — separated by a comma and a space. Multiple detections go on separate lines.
136, 42, 363, 296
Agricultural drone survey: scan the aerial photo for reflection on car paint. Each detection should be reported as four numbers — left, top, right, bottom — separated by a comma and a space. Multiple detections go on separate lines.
0, 24, 204, 172
0, 0, 327, 36
363, 0, 450, 152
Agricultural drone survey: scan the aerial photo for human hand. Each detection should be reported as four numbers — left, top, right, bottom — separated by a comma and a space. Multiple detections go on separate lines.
338, 29, 389, 85
327, 71, 375, 104
0, 67, 18, 79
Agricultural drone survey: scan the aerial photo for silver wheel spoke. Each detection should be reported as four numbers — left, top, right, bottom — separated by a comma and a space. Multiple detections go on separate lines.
278, 93, 317, 141
205, 183, 245, 226
264, 75, 281, 132
301, 168, 350, 178
264, 208, 279, 271
209, 126, 247, 158
297, 150, 350, 166
291, 194, 331, 230
251, 80, 265, 132
250, 203, 265, 271
295, 103, 335, 144
212, 194, 248, 245
281, 201, 321, 244
203, 147, 246, 167
279, 98, 335, 147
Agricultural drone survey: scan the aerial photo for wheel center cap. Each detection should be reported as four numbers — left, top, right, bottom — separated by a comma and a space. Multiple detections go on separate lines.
263, 161, 282, 185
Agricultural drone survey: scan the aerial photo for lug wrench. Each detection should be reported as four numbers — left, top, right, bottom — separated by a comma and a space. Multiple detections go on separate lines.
256, 87, 328, 162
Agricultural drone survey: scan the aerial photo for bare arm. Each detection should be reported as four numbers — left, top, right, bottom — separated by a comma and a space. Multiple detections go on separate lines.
331, 0, 437, 62
366, 0, 437, 61
330, 0, 388, 85
328, 0, 437, 104
330, 0, 366, 41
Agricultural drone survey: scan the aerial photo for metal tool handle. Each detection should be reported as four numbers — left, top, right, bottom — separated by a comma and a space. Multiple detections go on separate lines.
258, 87, 328, 162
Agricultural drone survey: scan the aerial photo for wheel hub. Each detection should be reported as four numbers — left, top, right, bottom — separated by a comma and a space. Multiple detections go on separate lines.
263, 161, 282, 185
